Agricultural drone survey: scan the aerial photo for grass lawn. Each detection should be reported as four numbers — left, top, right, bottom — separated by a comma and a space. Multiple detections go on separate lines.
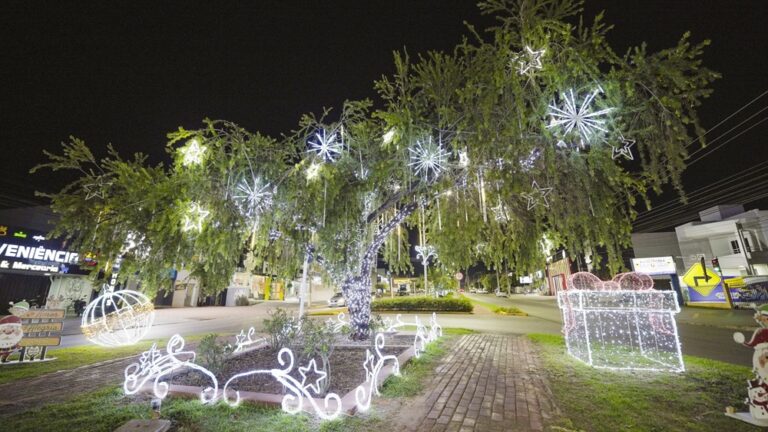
529, 333, 756, 432
0, 334, 205, 385
2, 333, 459, 432
465, 296, 527, 316
307, 307, 348, 316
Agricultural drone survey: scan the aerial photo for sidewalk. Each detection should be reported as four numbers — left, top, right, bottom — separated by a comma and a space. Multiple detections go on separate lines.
398, 334, 558, 432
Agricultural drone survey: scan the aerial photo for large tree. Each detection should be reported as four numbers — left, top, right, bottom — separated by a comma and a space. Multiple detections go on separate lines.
35, 0, 717, 339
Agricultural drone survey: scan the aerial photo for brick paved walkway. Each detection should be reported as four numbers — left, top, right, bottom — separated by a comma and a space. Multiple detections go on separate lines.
410, 334, 559, 432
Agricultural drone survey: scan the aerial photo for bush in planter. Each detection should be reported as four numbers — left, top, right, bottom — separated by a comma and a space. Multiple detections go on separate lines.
235, 295, 250, 306
371, 296, 473, 312
263, 308, 299, 350
298, 318, 336, 395
197, 333, 234, 376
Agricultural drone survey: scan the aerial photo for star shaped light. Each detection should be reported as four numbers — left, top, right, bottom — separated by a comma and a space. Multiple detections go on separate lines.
458, 150, 470, 168
182, 202, 209, 232
234, 329, 248, 347
408, 136, 449, 182
514, 46, 545, 75
612, 135, 636, 160
491, 202, 509, 222
298, 358, 327, 395
363, 350, 376, 380
547, 88, 614, 143
522, 180, 553, 210
180, 138, 206, 166
308, 129, 343, 163
233, 176, 273, 219
83, 177, 113, 200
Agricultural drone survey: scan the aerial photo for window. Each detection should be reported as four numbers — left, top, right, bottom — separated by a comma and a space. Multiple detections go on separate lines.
744, 237, 752, 252
731, 240, 741, 254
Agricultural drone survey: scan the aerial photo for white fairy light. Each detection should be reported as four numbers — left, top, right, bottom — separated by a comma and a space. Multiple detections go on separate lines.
308, 129, 343, 163
233, 327, 266, 353
124, 335, 219, 403
223, 347, 343, 420
233, 176, 273, 219
355, 333, 400, 412
513, 46, 545, 75
520, 148, 540, 171
180, 138, 206, 166
612, 135, 636, 160
522, 180, 553, 210
458, 149, 470, 168
382, 128, 396, 145
408, 136, 449, 182
557, 271, 684, 372
547, 88, 614, 143
182, 202, 209, 232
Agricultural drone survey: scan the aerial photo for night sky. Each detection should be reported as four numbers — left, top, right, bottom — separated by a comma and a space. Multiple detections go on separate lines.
2, 1, 767, 231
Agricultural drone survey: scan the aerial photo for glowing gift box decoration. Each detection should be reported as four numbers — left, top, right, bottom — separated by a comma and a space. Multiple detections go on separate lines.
557, 272, 684, 372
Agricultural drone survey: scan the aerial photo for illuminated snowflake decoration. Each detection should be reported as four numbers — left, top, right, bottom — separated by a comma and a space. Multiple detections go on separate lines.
180, 138, 206, 166
612, 135, 635, 160
408, 136, 449, 182
522, 180, 553, 210
182, 202, 210, 232
308, 129, 343, 163
512, 46, 545, 75
233, 176, 273, 219
547, 88, 614, 143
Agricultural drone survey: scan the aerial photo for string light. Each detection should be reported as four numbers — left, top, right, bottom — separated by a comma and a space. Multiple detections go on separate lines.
522, 180, 553, 210
180, 138, 206, 166
408, 136, 449, 182
557, 271, 684, 372
355, 333, 400, 412
547, 88, 613, 143
233, 327, 266, 353
612, 135, 636, 160
182, 202, 209, 232
123, 334, 219, 404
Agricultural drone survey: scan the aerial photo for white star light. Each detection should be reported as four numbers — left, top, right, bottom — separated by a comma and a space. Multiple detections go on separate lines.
182, 202, 209, 232
522, 180, 553, 210
514, 46, 545, 75
612, 135, 636, 160
458, 150, 470, 168
308, 129, 343, 163
491, 202, 509, 222
547, 88, 614, 143
233, 176, 273, 218
408, 136, 449, 182
180, 138, 206, 166
298, 358, 327, 395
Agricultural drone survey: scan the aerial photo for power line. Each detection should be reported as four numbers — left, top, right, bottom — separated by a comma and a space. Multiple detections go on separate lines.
686, 116, 768, 166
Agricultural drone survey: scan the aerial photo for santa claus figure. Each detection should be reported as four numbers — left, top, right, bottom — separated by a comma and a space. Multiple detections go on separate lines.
735, 324, 768, 419
0, 315, 24, 363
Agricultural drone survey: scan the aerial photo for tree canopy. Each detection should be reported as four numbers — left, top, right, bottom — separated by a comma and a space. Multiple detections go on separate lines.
35, 0, 717, 321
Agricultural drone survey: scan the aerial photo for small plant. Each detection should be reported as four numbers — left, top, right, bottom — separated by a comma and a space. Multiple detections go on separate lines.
263, 308, 298, 351
235, 295, 250, 306
197, 333, 234, 376
299, 318, 336, 395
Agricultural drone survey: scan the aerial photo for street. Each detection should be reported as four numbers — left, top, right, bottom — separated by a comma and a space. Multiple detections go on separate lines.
54, 294, 756, 366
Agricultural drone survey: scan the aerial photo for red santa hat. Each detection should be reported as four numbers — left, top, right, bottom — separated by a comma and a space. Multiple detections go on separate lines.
0, 315, 21, 326
743, 328, 768, 348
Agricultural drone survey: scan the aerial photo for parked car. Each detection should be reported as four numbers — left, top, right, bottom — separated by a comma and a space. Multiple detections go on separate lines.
495, 290, 507, 297
477, 289, 488, 294
398, 287, 409, 296
327, 292, 346, 307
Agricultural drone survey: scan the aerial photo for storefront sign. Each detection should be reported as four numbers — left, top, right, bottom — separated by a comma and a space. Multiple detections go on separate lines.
0, 224, 87, 275
631, 256, 676, 276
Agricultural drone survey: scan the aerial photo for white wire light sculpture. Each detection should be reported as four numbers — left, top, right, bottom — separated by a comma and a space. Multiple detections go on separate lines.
547, 88, 613, 143
408, 136, 449, 182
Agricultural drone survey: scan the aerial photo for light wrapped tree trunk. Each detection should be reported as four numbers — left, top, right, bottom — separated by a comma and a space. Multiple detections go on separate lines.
342, 202, 417, 340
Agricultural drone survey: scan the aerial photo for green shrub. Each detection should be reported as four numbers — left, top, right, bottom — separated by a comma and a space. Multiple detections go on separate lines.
371, 296, 473, 312
235, 295, 250, 306
197, 333, 234, 375
263, 308, 299, 350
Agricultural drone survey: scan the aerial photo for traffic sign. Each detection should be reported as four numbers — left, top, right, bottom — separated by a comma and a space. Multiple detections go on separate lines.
455, 272, 464, 281
682, 263, 721, 296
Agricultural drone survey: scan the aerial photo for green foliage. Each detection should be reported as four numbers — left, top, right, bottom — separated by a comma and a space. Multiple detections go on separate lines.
34, 0, 718, 301
371, 296, 473, 312
298, 318, 336, 394
529, 333, 754, 432
197, 333, 235, 375
381, 338, 448, 397
263, 308, 299, 350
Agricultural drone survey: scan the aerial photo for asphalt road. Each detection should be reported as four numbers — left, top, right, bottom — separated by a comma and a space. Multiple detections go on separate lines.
54, 295, 754, 366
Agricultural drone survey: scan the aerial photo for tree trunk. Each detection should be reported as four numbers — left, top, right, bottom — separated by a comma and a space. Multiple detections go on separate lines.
343, 202, 418, 340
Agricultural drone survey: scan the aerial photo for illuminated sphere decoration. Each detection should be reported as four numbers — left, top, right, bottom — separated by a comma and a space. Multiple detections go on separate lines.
81, 290, 155, 347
